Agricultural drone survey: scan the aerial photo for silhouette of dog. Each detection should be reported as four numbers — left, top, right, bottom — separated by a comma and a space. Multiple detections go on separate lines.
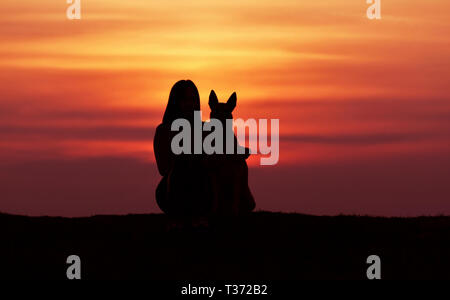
207, 90, 255, 216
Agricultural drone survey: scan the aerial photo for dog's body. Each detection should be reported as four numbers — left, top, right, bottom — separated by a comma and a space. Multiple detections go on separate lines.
207, 90, 255, 216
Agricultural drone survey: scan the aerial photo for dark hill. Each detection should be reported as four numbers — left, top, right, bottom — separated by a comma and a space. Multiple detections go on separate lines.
1, 212, 449, 280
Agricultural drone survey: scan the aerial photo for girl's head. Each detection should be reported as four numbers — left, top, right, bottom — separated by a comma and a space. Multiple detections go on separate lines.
163, 80, 200, 124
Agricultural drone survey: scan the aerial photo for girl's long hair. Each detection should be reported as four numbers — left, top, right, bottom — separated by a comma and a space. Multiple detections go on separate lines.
162, 80, 200, 124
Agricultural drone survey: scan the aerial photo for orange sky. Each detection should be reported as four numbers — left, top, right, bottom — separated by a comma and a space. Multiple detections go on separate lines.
2, 0, 449, 103
1, 0, 450, 216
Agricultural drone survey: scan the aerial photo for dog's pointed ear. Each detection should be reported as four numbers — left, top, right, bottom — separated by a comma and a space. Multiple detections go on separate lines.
227, 92, 237, 111
209, 90, 218, 109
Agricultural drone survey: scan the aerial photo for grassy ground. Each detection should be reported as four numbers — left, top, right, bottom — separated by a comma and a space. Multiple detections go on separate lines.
1, 211, 449, 280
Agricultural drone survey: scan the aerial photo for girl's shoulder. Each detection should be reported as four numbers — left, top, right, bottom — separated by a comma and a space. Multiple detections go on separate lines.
156, 122, 170, 132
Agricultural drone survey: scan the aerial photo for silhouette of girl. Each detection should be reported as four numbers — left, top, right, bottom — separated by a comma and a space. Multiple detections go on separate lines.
154, 80, 212, 219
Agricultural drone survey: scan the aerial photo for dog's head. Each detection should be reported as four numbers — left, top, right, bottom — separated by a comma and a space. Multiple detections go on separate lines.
209, 90, 237, 121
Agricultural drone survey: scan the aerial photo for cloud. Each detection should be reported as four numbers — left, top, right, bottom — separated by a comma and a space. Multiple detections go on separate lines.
0, 125, 156, 142
280, 132, 438, 145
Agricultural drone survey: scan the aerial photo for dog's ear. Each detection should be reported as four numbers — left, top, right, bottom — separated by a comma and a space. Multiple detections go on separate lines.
209, 90, 218, 109
227, 92, 237, 111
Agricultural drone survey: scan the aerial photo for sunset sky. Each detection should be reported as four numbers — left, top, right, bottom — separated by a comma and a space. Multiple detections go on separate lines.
1, 0, 450, 216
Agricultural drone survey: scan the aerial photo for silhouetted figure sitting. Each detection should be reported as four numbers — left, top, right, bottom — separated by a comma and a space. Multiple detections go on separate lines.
207, 90, 255, 216
154, 80, 213, 224
154, 81, 255, 229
